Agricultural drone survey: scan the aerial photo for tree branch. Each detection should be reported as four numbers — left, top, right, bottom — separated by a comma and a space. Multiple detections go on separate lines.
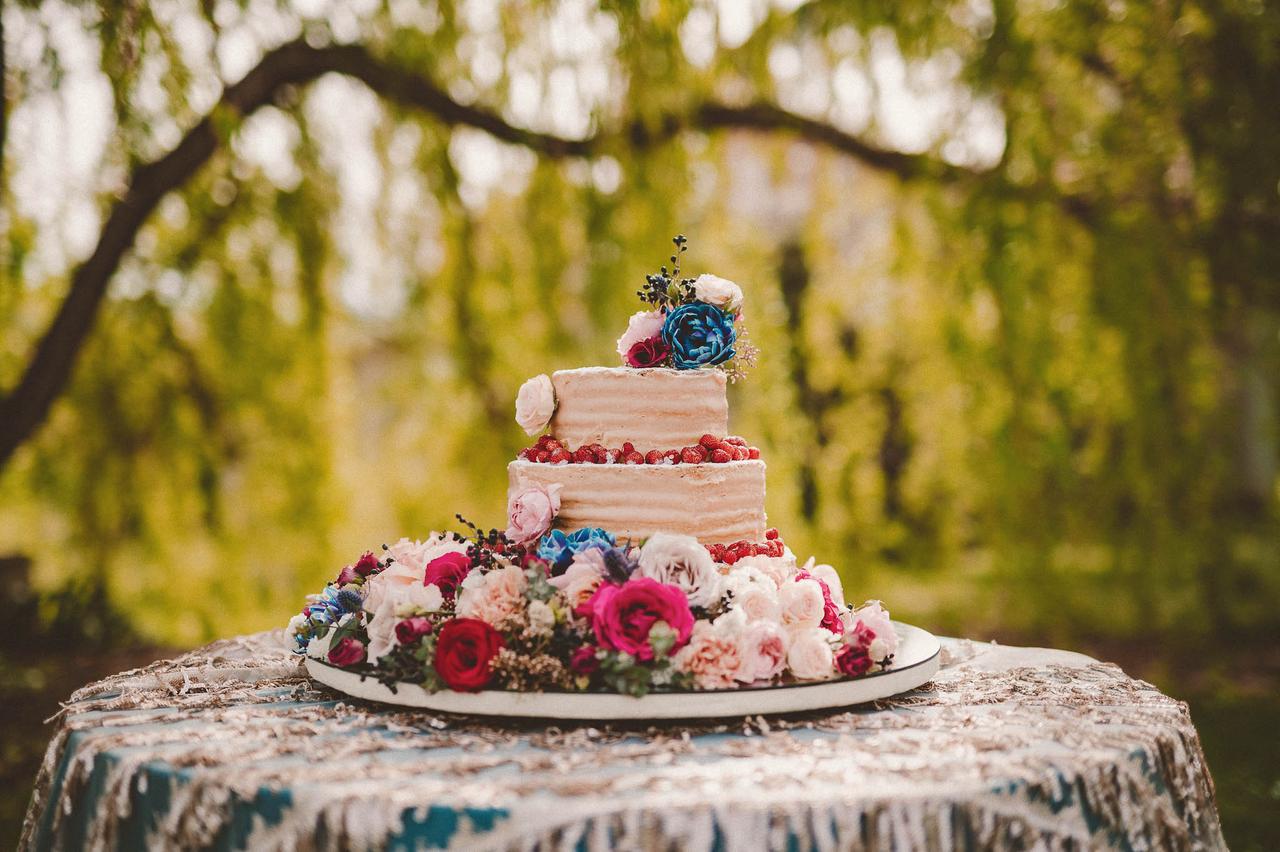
0, 38, 978, 468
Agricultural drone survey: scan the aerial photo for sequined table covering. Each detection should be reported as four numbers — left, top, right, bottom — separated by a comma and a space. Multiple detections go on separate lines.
20, 632, 1224, 851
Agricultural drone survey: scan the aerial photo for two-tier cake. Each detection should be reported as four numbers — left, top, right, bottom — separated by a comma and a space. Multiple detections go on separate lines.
287, 236, 899, 697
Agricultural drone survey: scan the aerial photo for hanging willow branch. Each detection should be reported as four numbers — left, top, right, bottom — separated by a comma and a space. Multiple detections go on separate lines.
0, 38, 983, 469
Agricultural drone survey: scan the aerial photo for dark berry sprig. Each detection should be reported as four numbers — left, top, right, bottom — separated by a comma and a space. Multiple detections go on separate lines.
637, 234, 697, 310
454, 513, 524, 572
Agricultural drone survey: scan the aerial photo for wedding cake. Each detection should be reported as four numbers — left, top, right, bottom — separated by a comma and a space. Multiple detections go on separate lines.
288, 236, 899, 697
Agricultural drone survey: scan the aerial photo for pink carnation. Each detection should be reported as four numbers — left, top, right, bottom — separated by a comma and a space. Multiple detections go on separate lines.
581, 578, 694, 661
505, 483, 562, 545
676, 621, 744, 689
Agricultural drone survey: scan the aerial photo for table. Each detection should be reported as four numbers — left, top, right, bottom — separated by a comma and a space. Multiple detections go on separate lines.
20, 632, 1225, 851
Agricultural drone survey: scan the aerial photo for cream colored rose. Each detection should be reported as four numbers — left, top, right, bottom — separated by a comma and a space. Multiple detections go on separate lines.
693, 274, 744, 313
637, 532, 722, 608
515, 374, 556, 435
778, 577, 825, 628
787, 628, 835, 680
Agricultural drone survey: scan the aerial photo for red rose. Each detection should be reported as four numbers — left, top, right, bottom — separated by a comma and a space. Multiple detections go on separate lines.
581, 578, 694, 661
328, 637, 366, 667
395, 616, 434, 645
433, 618, 504, 691
424, 552, 472, 600
625, 335, 671, 368
354, 551, 380, 576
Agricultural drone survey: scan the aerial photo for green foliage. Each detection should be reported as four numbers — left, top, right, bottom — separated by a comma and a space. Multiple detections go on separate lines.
0, 0, 1277, 648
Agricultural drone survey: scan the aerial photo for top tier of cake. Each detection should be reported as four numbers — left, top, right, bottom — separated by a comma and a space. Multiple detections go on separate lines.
548, 367, 728, 449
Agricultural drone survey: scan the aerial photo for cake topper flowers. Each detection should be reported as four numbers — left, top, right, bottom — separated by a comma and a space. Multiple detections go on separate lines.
618, 235, 757, 380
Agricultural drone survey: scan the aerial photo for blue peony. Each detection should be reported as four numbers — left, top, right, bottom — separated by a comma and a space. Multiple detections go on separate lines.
538, 527, 617, 572
661, 302, 737, 369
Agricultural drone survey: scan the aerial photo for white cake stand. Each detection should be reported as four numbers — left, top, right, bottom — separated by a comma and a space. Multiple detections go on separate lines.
305, 621, 940, 720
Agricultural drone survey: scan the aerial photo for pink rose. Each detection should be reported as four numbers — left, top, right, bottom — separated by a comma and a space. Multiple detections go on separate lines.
778, 578, 825, 628
424, 552, 473, 600
616, 310, 666, 363
738, 620, 789, 683
581, 578, 694, 661
787, 628, 835, 680
327, 637, 365, 667
505, 483, 562, 545
676, 621, 744, 689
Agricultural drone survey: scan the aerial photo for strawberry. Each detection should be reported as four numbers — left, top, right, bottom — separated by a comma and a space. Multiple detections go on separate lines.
681, 446, 705, 464
645, 450, 664, 465
570, 447, 592, 463
724, 435, 747, 447
699, 433, 719, 448
533, 449, 550, 463
624, 450, 644, 465
664, 449, 682, 464
548, 448, 571, 464
747, 447, 761, 460
710, 448, 731, 463
765, 528, 779, 540
622, 441, 635, 454
722, 550, 738, 565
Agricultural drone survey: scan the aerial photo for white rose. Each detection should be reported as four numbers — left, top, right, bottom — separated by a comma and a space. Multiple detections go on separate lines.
616, 310, 667, 362
637, 532, 723, 609
778, 578, 825, 628
285, 613, 307, 645
734, 554, 793, 588
385, 534, 468, 577
515, 374, 556, 435
800, 557, 846, 608
692, 274, 744, 313
527, 599, 556, 635
787, 628, 836, 680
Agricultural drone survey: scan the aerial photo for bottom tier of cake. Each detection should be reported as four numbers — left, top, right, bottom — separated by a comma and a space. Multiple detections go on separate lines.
507, 458, 767, 544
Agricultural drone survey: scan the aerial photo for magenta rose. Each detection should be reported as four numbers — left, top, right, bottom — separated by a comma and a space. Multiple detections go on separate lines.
836, 643, 872, 678
570, 645, 601, 675
625, 335, 671, 368
424, 551, 472, 600
395, 616, 434, 645
334, 564, 358, 586
505, 483, 562, 545
328, 637, 366, 667
581, 578, 694, 661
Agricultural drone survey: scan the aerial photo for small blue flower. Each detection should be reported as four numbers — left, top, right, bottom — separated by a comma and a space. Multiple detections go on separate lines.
335, 589, 364, 613
661, 302, 736, 369
538, 527, 618, 572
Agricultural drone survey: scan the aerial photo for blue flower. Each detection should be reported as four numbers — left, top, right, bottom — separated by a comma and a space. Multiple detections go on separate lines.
335, 589, 364, 613
538, 527, 617, 572
661, 302, 736, 369
567, 527, 617, 553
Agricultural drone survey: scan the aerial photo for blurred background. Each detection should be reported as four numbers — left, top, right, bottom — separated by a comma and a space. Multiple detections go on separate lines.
1, 0, 1277, 846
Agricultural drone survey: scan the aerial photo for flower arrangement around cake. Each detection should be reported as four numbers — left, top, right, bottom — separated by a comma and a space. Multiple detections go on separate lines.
288, 505, 898, 696
288, 235, 900, 698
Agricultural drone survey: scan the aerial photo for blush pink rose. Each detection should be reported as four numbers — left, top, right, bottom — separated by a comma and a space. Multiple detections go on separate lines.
581, 578, 693, 661
504, 483, 562, 545
778, 578, 826, 628
737, 620, 789, 683
853, 600, 898, 662
787, 628, 836, 680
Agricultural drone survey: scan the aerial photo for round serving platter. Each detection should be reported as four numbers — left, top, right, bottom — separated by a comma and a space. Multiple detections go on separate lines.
305, 621, 941, 720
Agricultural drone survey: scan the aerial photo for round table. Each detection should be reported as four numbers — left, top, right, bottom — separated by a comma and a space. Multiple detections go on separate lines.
21, 632, 1224, 851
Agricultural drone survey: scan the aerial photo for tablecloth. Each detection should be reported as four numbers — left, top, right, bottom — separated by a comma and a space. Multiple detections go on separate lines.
20, 631, 1225, 850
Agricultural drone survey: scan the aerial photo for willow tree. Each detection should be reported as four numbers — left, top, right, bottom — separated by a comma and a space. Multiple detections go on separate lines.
1, 0, 1275, 645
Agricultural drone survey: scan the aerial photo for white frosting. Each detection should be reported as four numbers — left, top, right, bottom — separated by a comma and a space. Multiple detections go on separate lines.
548, 367, 728, 449
508, 459, 766, 544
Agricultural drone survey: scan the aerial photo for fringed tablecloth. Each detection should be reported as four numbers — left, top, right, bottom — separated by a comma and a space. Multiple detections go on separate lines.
20, 632, 1224, 851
